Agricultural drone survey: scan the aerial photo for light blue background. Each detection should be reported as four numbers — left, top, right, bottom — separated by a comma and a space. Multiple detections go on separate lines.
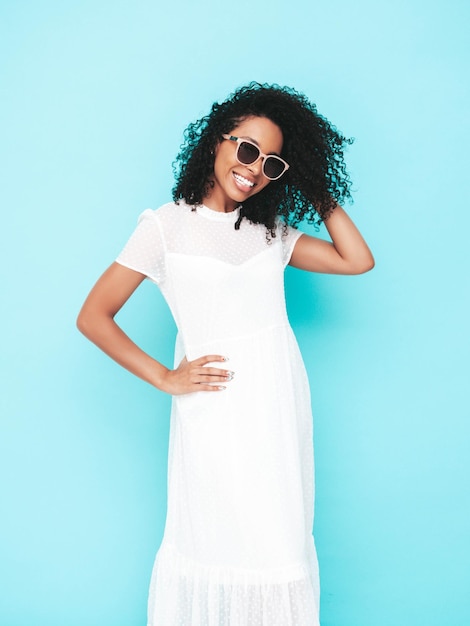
1, 1, 469, 625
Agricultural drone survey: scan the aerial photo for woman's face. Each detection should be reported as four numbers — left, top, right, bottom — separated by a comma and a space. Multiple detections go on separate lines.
206, 115, 283, 212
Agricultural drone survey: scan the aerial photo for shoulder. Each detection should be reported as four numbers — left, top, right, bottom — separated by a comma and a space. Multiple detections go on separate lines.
273, 218, 303, 241
134, 201, 195, 232
137, 200, 180, 220
143, 200, 195, 224
273, 218, 305, 265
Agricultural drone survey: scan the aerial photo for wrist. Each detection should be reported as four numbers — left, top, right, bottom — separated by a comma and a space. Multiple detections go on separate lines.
149, 361, 172, 393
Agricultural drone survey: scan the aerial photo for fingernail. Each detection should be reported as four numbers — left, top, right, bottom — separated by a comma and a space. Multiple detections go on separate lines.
222, 356, 229, 361
218, 386, 226, 391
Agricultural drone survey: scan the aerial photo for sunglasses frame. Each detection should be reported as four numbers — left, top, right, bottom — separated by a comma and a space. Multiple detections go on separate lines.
221, 134, 290, 181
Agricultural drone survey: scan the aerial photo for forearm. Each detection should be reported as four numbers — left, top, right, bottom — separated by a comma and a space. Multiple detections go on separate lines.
77, 312, 169, 390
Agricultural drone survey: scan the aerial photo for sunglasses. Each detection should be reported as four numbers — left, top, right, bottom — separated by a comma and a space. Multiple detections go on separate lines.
222, 134, 289, 181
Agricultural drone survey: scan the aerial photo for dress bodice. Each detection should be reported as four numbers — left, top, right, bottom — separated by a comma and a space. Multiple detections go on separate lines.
116, 201, 302, 355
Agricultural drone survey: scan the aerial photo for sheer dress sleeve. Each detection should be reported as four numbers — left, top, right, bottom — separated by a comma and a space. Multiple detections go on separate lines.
279, 222, 303, 267
115, 209, 166, 285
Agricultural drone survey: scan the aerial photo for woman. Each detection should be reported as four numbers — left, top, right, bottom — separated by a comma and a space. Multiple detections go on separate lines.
77, 82, 374, 626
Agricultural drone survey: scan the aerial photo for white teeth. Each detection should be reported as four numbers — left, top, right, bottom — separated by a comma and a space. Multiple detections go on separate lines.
233, 172, 254, 188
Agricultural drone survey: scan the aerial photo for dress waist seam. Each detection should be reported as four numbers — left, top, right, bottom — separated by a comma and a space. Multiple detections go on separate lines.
181, 322, 292, 351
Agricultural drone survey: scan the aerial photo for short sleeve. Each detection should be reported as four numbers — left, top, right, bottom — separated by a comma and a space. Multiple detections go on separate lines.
115, 209, 166, 285
279, 222, 303, 267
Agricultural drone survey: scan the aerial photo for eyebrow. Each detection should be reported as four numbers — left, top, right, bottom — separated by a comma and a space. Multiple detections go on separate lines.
239, 135, 282, 157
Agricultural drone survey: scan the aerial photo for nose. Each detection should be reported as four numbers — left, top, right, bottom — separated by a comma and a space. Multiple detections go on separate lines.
247, 155, 264, 177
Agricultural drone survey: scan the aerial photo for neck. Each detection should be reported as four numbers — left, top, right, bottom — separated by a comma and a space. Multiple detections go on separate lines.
202, 189, 238, 213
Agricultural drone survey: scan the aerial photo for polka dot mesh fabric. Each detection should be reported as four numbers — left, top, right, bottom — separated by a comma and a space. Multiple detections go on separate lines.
148, 543, 319, 626
116, 201, 320, 626
116, 202, 303, 285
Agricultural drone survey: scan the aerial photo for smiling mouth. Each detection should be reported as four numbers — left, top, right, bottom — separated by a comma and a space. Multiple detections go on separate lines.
233, 172, 255, 189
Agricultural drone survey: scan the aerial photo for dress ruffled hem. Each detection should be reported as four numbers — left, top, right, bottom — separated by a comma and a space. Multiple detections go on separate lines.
147, 541, 320, 626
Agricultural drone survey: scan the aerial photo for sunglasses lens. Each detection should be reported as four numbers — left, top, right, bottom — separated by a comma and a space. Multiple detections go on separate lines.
237, 141, 260, 165
264, 157, 286, 180
233, 138, 287, 180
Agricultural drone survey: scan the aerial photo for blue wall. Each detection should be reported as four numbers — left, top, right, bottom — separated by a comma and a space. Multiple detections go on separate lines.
1, 1, 469, 625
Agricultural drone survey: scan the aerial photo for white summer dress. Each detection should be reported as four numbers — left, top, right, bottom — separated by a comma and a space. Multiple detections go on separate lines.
116, 201, 320, 626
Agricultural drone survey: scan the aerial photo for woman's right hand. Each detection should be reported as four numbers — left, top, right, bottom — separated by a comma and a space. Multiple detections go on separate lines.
160, 355, 234, 395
